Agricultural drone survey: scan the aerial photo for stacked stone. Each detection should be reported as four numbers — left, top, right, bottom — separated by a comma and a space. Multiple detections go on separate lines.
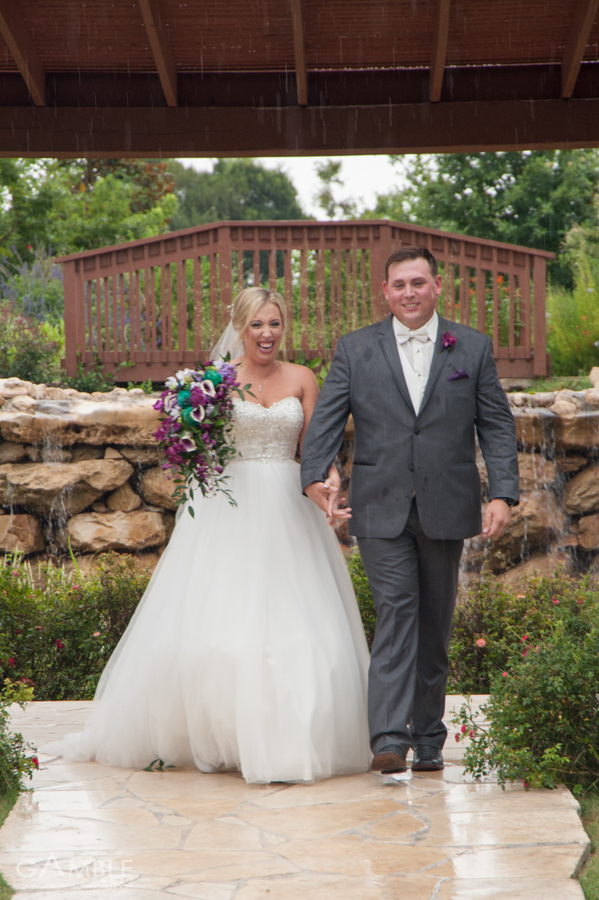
0, 378, 176, 572
466, 382, 599, 579
6, 374, 599, 581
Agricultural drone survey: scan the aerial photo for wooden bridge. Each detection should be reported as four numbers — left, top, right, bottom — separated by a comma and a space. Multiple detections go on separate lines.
58, 219, 554, 382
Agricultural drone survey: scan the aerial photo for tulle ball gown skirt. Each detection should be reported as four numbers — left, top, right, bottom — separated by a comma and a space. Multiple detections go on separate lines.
43, 458, 372, 783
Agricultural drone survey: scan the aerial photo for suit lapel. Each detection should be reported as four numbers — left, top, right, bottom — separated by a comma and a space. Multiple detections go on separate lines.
418, 315, 451, 417
377, 315, 415, 414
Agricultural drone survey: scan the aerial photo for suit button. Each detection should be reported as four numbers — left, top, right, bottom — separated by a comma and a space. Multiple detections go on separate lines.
409, 464, 414, 472
414, 427, 420, 435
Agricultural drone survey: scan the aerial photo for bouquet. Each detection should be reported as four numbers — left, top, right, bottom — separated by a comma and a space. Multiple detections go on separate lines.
153, 362, 249, 515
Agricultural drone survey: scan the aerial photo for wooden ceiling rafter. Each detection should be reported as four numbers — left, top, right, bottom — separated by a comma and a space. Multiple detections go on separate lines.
0, 0, 45, 106
290, 0, 308, 106
430, 0, 450, 103
561, 0, 599, 98
138, 0, 177, 107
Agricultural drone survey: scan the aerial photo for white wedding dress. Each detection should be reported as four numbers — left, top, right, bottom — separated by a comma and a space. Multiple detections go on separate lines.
43, 397, 371, 783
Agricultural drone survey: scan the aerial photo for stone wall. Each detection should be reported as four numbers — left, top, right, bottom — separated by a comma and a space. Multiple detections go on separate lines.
0, 378, 175, 573
4, 377, 599, 584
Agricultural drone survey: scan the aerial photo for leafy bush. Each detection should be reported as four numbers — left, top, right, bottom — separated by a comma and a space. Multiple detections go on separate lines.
455, 572, 599, 792
0, 679, 38, 793
0, 554, 150, 699
547, 252, 599, 376
346, 550, 376, 648
0, 303, 60, 383
0, 246, 64, 325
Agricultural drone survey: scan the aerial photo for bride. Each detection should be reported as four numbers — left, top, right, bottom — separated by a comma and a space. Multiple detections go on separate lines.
43, 287, 371, 784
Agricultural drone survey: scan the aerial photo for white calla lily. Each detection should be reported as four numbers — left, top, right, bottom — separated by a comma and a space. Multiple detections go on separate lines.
201, 380, 216, 397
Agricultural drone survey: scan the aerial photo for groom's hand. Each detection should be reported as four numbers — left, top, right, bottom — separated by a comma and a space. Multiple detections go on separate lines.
305, 472, 352, 526
482, 499, 511, 540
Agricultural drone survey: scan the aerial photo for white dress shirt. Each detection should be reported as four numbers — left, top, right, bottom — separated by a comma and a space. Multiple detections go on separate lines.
392, 311, 439, 414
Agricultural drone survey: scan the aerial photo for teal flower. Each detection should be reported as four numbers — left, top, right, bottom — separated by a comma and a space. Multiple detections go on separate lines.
178, 389, 192, 408
203, 369, 223, 387
181, 407, 195, 427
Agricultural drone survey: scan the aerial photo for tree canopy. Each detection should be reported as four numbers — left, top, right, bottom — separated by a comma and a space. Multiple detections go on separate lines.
0, 159, 177, 263
370, 151, 599, 285
167, 159, 304, 229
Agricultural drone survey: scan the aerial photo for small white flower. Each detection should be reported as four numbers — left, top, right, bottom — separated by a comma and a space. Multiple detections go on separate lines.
165, 376, 178, 390
213, 360, 224, 370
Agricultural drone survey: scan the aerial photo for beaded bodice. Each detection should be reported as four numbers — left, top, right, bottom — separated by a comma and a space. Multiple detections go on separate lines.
232, 396, 304, 462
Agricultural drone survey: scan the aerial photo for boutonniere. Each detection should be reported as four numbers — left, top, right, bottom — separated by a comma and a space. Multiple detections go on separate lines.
441, 331, 457, 351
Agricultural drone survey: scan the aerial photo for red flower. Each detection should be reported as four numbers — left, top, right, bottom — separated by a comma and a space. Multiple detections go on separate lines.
469, 729, 475, 738
7, 657, 15, 667
520, 635, 529, 643
502, 672, 508, 678
32, 756, 39, 768
55, 639, 64, 651
476, 638, 486, 648
461, 724, 467, 733
35, 626, 42, 631
552, 596, 559, 605
454, 734, 460, 742
522, 649, 528, 657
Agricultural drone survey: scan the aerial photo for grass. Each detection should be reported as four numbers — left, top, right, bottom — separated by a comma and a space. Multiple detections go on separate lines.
525, 375, 593, 393
0, 788, 18, 898
581, 791, 599, 899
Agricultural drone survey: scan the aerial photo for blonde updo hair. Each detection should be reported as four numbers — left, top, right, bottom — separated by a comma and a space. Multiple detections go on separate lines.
231, 288, 287, 336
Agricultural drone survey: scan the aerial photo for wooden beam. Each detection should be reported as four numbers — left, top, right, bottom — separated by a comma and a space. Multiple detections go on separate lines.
138, 0, 177, 107
2, 99, 599, 157
562, 0, 599, 98
290, 0, 308, 106
0, 1, 45, 106
430, 0, 450, 102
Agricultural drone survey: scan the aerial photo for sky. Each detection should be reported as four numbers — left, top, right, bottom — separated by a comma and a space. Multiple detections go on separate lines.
176, 155, 406, 217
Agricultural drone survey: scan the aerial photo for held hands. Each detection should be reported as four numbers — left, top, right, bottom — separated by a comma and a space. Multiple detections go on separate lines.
305, 465, 352, 527
482, 498, 511, 540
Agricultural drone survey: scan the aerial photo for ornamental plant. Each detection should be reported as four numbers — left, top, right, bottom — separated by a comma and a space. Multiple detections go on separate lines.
153, 362, 250, 514
0, 678, 38, 793
455, 573, 599, 793
0, 553, 150, 700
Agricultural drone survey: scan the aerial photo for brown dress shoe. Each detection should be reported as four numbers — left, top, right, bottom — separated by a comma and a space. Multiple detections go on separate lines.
371, 745, 407, 774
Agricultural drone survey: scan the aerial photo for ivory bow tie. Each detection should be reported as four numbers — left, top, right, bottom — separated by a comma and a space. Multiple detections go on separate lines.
396, 328, 429, 344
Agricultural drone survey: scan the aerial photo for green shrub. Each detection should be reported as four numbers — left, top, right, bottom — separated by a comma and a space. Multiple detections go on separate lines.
0, 679, 38, 793
547, 252, 599, 376
0, 554, 150, 699
346, 550, 376, 648
455, 573, 599, 792
0, 303, 60, 383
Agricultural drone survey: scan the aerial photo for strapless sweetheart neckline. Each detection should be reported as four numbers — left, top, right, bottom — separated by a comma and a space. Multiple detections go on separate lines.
234, 396, 302, 412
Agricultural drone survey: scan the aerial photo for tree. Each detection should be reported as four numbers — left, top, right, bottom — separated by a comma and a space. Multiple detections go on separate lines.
0, 159, 178, 263
313, 160, 357, 219
167, 159, 304, 229
370, 151, 599, 285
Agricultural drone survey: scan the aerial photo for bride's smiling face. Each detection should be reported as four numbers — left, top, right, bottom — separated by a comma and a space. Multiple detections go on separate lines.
242, 302, 284, 364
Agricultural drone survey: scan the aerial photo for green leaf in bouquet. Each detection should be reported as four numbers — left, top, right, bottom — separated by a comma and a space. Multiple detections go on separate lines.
188, 506, 195, 518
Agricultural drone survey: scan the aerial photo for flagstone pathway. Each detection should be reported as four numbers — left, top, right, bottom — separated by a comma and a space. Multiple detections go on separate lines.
0, 698, 590, 899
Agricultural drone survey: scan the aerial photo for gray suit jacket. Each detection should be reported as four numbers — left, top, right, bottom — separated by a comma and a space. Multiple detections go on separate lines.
300, 314, 519, 541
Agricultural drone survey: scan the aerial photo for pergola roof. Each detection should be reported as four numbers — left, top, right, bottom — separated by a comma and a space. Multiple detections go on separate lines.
1, 0, 599, 156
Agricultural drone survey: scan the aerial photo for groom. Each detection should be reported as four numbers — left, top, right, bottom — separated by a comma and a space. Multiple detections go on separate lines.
301, 246, 519, 773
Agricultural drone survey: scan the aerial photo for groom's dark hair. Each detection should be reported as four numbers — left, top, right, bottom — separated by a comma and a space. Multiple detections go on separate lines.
385, 246, 438, 280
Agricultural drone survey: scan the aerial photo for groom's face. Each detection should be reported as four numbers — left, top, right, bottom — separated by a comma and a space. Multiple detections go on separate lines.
383, 258, 443, 330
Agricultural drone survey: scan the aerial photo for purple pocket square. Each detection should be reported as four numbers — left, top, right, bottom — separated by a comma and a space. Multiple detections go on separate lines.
448, 369, 469, 381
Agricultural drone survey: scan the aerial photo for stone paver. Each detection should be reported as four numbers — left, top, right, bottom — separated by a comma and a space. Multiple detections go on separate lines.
0, 698, 589, 899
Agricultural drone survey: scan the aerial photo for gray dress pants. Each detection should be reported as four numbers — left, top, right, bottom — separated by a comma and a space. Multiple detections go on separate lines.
358, 499, 464, 757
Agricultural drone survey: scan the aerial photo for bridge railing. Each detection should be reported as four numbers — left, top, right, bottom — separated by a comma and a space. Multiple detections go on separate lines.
58, 219, 553, 382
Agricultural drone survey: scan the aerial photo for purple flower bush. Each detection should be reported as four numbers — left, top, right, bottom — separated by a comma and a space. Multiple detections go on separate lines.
153, 362, 249, 514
